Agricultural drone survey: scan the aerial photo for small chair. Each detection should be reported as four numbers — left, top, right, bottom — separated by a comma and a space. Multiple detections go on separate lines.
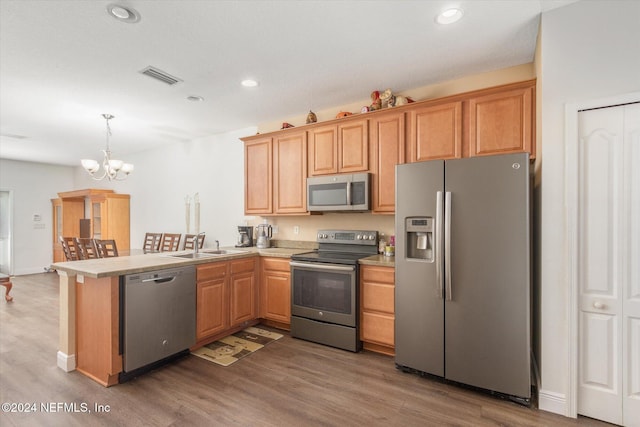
95, 239, 119, 258
74, 238, 99, 260
59, 236, 79, 261
160, 233, 181, 252
184, 233, 205, 250
143, 233, 162, 253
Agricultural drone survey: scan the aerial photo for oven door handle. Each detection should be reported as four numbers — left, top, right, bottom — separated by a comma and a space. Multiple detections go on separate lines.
290, 261, 356, 272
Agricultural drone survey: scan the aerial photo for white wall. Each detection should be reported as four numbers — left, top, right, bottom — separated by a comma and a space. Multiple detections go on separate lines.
0, 159, 75, 275
538, 0, 640, 415
74, 126, 257, 250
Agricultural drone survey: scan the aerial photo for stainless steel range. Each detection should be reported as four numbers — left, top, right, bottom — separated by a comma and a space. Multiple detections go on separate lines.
290, 229, 378, 352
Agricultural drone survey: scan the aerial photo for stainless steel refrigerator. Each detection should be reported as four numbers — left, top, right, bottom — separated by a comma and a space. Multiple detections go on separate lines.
395, 152, 531, 401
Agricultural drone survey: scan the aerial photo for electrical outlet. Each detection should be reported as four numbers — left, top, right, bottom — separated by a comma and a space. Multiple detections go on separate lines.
273, 226, 279, 234
293, 226, 300, 235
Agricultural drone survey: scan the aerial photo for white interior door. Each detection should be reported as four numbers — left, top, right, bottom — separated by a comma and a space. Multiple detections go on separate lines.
577, 102, 640, 426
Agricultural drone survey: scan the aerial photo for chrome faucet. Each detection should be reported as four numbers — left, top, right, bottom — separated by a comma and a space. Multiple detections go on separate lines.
193, 232, 205, 255
215, 240, 220, 251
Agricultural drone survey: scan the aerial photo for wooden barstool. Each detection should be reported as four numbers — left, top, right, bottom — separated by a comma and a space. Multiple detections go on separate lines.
160, 233, 181, 252
143, 233, 162, 253
95, 239, 119, 258
0, 274, 13, 302
60, 236, 79, 261
74, 238, 99, 260
184, 233, 205, 250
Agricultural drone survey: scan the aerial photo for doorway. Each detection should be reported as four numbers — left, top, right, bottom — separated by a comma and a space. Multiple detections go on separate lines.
0, 190, 13, 275
569, 99, 639, 425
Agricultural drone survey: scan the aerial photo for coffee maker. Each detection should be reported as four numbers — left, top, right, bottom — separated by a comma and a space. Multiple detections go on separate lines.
236, 226, 253, 247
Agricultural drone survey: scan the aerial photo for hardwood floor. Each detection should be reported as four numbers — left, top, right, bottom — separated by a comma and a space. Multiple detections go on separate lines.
0, 273, 610, 426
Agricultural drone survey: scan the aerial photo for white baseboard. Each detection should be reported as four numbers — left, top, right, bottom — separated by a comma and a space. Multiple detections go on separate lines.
539, 389, 569, 416
57, 351, 76, 372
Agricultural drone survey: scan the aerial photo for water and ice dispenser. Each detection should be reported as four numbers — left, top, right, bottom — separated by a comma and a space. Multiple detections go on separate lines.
405, 217, 434, 262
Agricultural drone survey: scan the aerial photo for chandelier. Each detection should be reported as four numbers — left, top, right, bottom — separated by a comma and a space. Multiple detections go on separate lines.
81, 114, 134, 181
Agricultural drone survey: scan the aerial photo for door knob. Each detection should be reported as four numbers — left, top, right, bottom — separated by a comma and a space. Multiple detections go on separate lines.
593, 301, 605, 309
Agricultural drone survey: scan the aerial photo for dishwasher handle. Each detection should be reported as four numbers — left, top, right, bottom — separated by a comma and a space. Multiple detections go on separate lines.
141, 275, 178, 284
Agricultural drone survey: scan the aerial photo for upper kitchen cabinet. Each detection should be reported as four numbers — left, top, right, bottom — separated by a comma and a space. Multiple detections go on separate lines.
369, 111, 406, 214
307, 118, 368, 176
273, 130, 308, 214
408, 101, 462, 162
243, 131, 308, 216
244, 137, 273, 215
468, 82, 535, 158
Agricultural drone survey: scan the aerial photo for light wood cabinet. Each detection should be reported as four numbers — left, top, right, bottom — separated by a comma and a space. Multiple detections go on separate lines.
243, 132, 307, 215
52, 197, 85, 262
408, 101, 462, 162
260, 257, 291, 327
196, 258, 258, 343
369, 111, 406, 214
468, 84, 534, 158
196, 262, 229, 340
88, 193, 130, 252
229, 258, 257, 328
360, 264, 395, 355
307, 119, 368, 176
244, 137, 273, 215
273, 131, 307, 214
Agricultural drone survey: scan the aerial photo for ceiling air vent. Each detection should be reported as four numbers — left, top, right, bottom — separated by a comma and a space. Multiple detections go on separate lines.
139, 66, 183, 85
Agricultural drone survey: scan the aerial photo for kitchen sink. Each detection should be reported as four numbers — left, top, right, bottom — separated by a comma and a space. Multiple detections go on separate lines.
166, 249, 248, 259
168, 253, 220, 259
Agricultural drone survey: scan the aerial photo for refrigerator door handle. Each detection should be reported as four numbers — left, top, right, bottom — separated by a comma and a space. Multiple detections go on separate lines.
445, 191, 452, 301
436, 191, 444, 299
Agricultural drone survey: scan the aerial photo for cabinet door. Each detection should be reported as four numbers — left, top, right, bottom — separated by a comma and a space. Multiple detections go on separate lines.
369, 111, 406, 213
409, 101, 462, 161
244, 138, 273, 215
196, 277, 228, 339
468, 86, 534, 157
360, 265, 395, 351
338, 119, 368, 173
308, 124, 338, 176
196, 263, 228, 340
273, 131, 307, 214
260, 257, 291, 324
229, 258, 257, 327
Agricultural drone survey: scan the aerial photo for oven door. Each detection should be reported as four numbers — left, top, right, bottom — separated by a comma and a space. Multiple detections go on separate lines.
290, 261, 357, 327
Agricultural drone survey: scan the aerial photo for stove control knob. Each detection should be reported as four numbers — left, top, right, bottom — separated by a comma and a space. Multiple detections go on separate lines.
323, 233, 329, 239
368, 235, 375, 240
356, 234, 362, 240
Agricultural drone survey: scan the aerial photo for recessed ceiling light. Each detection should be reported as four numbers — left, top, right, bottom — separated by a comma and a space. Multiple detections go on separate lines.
107, 4, 141, 23
436, 7, 463, 25
241, 79, 259, 88
187, 95, 204, 102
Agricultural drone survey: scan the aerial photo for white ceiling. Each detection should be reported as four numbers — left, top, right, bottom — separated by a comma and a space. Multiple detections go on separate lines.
0, 0, 578, 167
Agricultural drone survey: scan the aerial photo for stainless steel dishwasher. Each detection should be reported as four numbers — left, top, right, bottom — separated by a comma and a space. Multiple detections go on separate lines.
120, 265, 196, 381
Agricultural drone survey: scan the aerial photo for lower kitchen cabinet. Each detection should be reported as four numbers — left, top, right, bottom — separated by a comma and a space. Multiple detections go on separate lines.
360, 264, 395, 355
196, 262, 229, 340
196, 257, 258, 344
229, 258, 257, 327
260, 257, 291, 328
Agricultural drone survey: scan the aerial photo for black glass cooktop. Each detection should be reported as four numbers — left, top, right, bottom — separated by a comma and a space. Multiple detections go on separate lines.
291, 250, 372, 265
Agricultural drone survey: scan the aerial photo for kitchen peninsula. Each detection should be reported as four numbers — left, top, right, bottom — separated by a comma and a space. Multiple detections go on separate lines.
51, 247, 303, 386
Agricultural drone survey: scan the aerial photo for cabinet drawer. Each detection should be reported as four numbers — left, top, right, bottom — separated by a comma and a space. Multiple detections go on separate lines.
230, 257, 256, 275
362, 282, 394, 313
361, 312, 394, 347
262, 257, 290, 272
361, 265, 394, 284
197, 262, 227, 281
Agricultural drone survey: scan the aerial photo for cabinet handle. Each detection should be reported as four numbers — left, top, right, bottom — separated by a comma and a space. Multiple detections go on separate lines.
593, 301, 605, 309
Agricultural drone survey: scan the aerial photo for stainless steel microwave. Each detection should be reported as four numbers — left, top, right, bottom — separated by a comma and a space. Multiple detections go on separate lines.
307, 173, 370, 212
